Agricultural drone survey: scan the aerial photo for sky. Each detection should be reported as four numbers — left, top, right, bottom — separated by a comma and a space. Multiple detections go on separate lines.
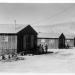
0, 3, 75, 26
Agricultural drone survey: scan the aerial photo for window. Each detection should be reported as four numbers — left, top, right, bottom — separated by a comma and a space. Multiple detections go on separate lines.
1, 35, 8, 42
41, 39, 45, 43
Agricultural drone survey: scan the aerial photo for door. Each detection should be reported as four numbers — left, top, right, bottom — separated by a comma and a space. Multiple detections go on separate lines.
23, 35, 33, 53
23, 35, 36, 53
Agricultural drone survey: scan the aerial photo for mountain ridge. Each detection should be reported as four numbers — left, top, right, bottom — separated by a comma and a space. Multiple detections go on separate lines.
33, 22, 75, 38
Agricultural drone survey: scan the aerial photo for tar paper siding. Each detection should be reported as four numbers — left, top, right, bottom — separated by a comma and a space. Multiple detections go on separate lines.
17, 25, 37, 53
0, 35, 17, 55
37, 38, 74, 49
65, 39, 74, 47
37, 38, 59, 49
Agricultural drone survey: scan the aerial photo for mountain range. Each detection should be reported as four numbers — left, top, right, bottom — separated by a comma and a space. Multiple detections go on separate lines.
33, 22, 75, 38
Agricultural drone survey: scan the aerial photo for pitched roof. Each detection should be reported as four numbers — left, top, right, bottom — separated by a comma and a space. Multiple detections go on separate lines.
37, 32, 74, 39
0, 24, 37, 35
59, 33, 65, 39
0, 24, 28, 33
32, 24, 75, 39
17, 25, 37, 35
0, 24, 74, 39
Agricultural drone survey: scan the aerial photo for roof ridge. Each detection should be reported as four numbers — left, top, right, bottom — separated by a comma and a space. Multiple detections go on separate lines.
0, 24, 28, 33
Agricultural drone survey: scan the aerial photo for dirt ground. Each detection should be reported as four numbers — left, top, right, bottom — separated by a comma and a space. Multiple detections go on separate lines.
0, 48, 75, 73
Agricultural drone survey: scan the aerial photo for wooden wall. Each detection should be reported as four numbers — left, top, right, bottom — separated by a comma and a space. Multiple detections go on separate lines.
0, 35, 17, 55
17, 34, 37, 53
37, 38, 74, 49
65, 39, 74, 48
37, 38, 59, 49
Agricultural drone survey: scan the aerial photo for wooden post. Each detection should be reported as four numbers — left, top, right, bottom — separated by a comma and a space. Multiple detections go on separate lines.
74, 37, 75, 47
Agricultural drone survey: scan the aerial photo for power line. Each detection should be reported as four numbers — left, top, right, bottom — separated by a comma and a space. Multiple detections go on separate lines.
31, 4, 75, 25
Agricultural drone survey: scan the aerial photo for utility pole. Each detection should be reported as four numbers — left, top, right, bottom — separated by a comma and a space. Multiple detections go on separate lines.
14, 20, 16, 31
14, 20, 16, 54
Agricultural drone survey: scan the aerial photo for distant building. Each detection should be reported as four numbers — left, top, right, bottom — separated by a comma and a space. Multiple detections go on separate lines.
37, 32, 74, 49
58, 33, 66, 49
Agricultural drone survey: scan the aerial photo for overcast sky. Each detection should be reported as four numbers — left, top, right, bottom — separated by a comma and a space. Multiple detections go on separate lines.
0, 3, 75, 26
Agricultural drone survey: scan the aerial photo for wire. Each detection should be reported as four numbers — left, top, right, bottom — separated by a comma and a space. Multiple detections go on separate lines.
31, 4, 75, 25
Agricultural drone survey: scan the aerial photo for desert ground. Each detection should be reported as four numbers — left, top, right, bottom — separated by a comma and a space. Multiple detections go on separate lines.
0, 48, 75, 73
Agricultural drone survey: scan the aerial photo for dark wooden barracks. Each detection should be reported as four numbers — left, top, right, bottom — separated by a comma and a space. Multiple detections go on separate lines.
0, 24, 75, 55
